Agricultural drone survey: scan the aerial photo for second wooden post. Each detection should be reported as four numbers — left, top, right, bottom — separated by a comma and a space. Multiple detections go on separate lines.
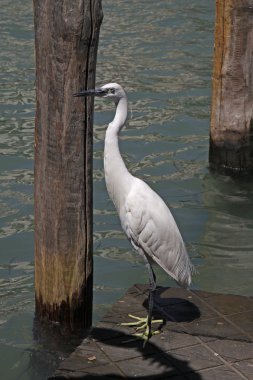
210, 0, 253, 172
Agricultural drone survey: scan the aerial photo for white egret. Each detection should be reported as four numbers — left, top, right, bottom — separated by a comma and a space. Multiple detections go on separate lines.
73, 83, 194, 342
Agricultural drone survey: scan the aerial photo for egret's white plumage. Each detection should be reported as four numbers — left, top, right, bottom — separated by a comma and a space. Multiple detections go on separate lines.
74, 82, 194, 341
101, 83, 193, 288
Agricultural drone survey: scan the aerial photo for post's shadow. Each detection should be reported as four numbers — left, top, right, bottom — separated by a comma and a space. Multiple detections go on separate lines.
22, 317, 90, 380
48, 326, 202, 379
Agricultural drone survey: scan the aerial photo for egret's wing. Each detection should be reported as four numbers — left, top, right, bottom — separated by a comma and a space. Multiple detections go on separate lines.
123, 179, 193, 287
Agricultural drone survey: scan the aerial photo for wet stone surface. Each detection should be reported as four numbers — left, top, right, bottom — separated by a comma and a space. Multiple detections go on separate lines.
50, 284, 253, 379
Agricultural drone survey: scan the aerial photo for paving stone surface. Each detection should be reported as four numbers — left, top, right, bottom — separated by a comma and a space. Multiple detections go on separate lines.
49, 284, 253, 379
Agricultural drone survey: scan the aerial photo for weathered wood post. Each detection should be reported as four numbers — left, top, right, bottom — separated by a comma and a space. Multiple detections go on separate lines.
210, 0, 253, 171
33, 0, 103, 331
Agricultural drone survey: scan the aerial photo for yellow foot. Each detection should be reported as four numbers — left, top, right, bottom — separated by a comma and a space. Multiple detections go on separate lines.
121, 314, 163, 341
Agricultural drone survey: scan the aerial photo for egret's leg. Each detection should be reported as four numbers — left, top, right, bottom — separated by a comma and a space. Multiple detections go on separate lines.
146, 262, 159, 339
121, 261, 163, 342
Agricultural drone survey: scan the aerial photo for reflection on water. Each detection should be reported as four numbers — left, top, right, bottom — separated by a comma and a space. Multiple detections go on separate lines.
198, 173, 253, 295
1, 0, 253, 379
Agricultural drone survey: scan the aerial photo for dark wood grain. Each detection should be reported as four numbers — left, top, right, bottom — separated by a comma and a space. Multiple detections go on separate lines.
33, 0, 103, 330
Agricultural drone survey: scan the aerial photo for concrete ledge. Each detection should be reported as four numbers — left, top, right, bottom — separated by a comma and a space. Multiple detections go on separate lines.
50, 284, 253, 379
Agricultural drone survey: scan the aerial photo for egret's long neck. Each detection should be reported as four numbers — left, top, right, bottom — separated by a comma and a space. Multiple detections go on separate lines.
111, 96, 128, 133
104, 96, 133, 211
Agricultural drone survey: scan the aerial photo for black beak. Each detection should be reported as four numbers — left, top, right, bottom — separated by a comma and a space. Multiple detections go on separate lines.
73, 88, 106, 97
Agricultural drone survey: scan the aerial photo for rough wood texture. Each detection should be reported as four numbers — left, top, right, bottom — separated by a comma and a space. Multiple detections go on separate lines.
210, 0, 253, 171
34, 0, 103, 330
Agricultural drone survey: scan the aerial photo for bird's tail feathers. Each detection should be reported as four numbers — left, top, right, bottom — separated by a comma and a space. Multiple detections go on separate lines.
153, 240, 194, 289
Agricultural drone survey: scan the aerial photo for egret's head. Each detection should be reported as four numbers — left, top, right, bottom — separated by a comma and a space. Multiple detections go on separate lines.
73, 82, 126, 102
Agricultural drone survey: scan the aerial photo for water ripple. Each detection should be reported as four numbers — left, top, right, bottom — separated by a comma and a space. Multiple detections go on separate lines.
0, 215, 34, 239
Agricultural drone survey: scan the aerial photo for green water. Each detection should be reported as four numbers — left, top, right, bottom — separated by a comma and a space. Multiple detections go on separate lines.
1, 1, 253, 379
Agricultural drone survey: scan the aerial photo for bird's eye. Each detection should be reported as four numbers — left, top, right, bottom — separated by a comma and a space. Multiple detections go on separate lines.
108, 88, 115, 94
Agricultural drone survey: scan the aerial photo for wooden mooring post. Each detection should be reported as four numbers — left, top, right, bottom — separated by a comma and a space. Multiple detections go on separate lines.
33, 0, 103, 331
210, 0, 253, 172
